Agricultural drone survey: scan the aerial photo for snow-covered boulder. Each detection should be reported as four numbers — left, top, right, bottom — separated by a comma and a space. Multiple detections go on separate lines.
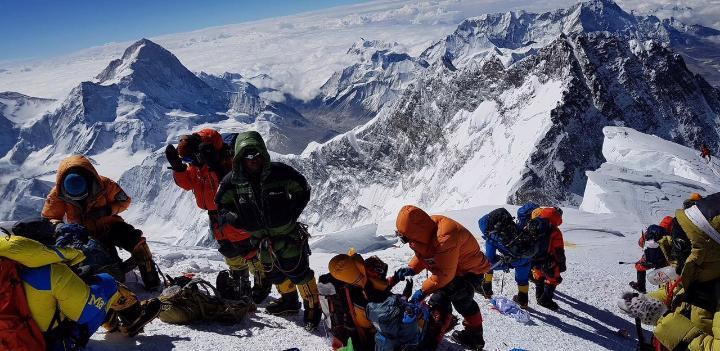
580, 127, 720, 225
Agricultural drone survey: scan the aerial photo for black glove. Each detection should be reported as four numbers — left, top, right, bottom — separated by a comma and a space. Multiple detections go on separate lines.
86, 205, 112, 219
165, 144, 186, 172
217, 210, 239, 227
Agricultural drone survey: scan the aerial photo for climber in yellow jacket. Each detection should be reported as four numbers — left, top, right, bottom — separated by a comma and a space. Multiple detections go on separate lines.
652, 192, 720, 351
0, 229, 161, 350
618, 192, 720, 351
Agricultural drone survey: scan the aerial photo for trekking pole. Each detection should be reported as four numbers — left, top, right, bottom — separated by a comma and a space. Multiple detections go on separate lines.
635, 317, 646, 348
500, 272, 506, 295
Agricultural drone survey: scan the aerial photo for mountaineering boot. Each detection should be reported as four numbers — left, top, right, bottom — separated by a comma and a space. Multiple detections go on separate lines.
451, 312, 485, 350
512, 284, 529, 308
535, 281, 545, 302
248, 259, 271, 304
131, 239, 160, 291
216, 269, 251, 300
111, 285, 162, 337
266, 279, 301, 315
251, 275, 272, 304
479, 274, 493, 299
538, 283, 559, 311
297, 278, 321, 332
117, 299, 163, 337
629, 270, 647, 293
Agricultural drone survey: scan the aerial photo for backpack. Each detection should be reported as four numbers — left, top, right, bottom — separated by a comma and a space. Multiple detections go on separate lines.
55, 224, 126, 281
516, 202, 539, 230
318, 273, 372, 350
644, 225, 669, 242
0, 258, 46, 351
479, 208, 518, 247
366, 295, 424, 351
158, 277, 253, 325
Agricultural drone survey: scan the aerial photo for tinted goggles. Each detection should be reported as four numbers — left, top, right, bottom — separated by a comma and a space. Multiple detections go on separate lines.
243, 151, 262, 160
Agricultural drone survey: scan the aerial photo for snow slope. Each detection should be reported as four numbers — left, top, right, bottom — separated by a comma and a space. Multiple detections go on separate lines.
581, 126, 720, 225
86, 205, 647, 351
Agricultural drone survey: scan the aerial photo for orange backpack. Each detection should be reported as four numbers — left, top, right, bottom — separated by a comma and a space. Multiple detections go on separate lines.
0, 258, 46, 351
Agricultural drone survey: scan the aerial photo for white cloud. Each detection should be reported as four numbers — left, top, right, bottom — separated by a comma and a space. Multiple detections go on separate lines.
617, 0, 720, 29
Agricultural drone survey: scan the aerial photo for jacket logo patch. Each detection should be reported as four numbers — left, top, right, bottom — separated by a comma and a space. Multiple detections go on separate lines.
424, 258, 436, 266
89, 294, 106, 309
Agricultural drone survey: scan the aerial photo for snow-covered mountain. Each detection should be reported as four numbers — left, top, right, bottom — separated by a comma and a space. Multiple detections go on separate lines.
0, 92, 55, 159
581, 126, 720, 225
0, 39, 333, 222
0, 91, 55, 127
286, 29, 720, 234
296, 40, 430, 132
67, 0, 718, 244
0, 178, 54, 221
421, 0, 720, 87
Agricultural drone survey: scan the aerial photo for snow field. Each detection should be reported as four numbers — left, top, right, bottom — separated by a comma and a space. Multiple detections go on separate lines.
89, 206, 643, 351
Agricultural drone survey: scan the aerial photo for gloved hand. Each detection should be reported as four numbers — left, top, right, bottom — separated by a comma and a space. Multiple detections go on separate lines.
617, 291, 667, 325
393, 267, 416, 282
409, 289, 426, 303
74, 265, 95, 280
86, 205, 112, 220
217, 210, 239, 227
165, 144, 186, 172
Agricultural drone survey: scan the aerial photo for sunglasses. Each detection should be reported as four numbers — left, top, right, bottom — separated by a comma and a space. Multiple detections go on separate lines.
395, 230, 409, 244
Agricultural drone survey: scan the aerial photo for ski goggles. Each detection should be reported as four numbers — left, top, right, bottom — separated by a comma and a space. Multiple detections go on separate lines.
181, 155, 196, 163
242, 150, 262, 160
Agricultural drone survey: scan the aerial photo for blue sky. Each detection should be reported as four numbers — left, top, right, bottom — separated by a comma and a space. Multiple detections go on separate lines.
0, 0, 370, 61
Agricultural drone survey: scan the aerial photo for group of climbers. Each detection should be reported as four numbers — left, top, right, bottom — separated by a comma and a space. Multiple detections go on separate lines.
320, 203, 568, 351
478, 204, 566, 311
1, 153, 168, 349
618, 192, 720, 351
0, 128, 318, 349
2, 126, 578, 350
166, 129, 321, 331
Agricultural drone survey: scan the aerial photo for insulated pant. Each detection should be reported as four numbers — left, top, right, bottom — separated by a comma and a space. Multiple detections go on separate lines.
101, 221, 144, 252
260, 236, 314, 285
427, 274, 482, 317
532, 263, 562, 286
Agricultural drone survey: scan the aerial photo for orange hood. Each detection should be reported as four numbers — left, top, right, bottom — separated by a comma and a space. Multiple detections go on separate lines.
396, 205, 437, 245
196, 128, 224, 151
55, 155, 102, 199
532, 207, 563, 227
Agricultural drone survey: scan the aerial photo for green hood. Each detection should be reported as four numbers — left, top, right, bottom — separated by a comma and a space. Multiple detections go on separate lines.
232, 131, 271, 183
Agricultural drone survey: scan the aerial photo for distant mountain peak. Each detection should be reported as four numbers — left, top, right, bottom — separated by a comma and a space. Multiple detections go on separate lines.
95, 38, 185, 84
